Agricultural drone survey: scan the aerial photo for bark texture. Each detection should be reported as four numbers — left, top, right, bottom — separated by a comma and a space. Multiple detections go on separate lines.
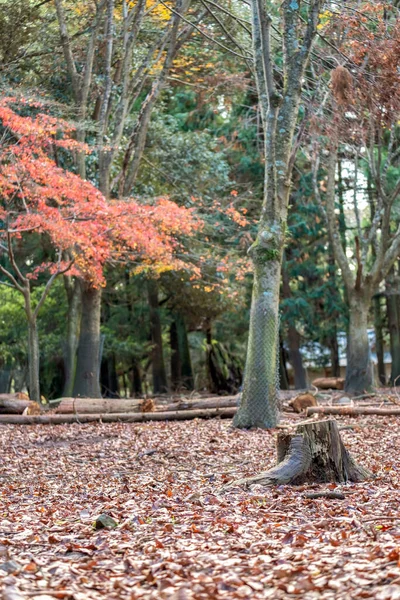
307, 406, 400, 416
233, 254, 281, 428
225, 419, 371, 487
233, 0, 322, 428
0, 396, 37, 414
73, 285, 102, 398
63, 277, 82, 397
0, 406, 236, 425
27, 319, 40, 404
345, 299, 373, 393
55, 395, 238, 414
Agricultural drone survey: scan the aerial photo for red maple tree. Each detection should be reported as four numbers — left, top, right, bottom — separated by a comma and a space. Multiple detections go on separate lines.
0, 97, 200, 402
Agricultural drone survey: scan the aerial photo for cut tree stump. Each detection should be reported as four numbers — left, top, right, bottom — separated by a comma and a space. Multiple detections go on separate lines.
224, 419, 371, 488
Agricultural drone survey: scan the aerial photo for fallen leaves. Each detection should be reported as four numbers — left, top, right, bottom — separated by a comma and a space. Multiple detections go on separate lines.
0, 416, 400, 598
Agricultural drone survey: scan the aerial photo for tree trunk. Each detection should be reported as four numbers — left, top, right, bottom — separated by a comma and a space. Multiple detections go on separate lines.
387, 291, 400, 386
329, 332, 341, 377
63, 278, 82, 397
101, 353, 119, 398
287, 326, 307, 389
281, 258, 307, 389
130, 360, 143, 397
170, 319, 180, 392
0, 366, 11, 394
374, 295, 386, 385
279, 336, 289, 390
176, 313, 194, 390
27, 318, 40, 404
73, 284, 102, 398
147, 279, 168, 394
233, 253, 281, 428
170, 313, 194, 391
345, 296, 374, 394
225, 420, 371, 488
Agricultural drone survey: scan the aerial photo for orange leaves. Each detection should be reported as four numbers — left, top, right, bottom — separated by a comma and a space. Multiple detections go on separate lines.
0, 99, 201, 287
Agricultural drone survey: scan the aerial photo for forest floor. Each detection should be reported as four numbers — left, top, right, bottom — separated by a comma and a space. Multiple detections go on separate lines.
1, 414, 400, 599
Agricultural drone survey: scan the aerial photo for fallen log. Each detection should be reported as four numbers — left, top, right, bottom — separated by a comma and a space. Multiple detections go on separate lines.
312, 377, 345, 390
306, 406, 400, 416
223, 419, 371, 488
0, 395, 38, 415
55, 397, 142, 414
0, 406, 237, 425
55, 396, 239, 414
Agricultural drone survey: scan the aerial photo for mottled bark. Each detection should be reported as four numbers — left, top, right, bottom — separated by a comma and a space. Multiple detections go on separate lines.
233, 252, 282, 428
73, 285, 102, 398
234, 0, 322, 428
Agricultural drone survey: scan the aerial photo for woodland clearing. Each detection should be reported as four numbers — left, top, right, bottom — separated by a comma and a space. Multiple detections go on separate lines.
1, 414, 400, 600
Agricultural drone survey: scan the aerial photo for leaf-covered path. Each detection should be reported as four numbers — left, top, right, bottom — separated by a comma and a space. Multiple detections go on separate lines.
1, 417, 400, 599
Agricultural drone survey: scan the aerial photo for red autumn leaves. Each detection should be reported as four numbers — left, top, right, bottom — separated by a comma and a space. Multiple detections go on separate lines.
0, 97, 200, 287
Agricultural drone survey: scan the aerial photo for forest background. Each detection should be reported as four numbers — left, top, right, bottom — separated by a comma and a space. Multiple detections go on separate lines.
1, 0, 399, 406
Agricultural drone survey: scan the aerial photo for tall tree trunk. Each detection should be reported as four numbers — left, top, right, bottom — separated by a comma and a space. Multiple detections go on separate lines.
73, 284, 102, 398
287, 326, 307, 389
27, 318, 40, 403
279, 336, 290, 390
281, 258, 307, 389
345, 295, 374, 394
0, 365, 11, 394
170, 320, 180, 392
232, 0, 321, 428
130, 360, 143, 397
170, 313, 194, 391
147, 279, 168, 394
329, 331, 341, 378
387, 291, 400, 385
176, 313, 194, 390
63, 278, 82, 397
233, 253, 282, 428
101, 353, 119, 398
373, 294, 386, 385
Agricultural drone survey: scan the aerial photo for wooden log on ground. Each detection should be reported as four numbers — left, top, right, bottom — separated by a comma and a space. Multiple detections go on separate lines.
224, 419, 371, 488
55, 396, 239, 414
312, 377, 345, 390
0, 406, 237, 425
55, 397, 142, 414
307, 406, 400, 416
0, 395, 38, 414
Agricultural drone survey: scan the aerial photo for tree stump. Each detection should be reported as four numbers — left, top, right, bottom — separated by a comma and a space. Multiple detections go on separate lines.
225, 419, 371, 488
